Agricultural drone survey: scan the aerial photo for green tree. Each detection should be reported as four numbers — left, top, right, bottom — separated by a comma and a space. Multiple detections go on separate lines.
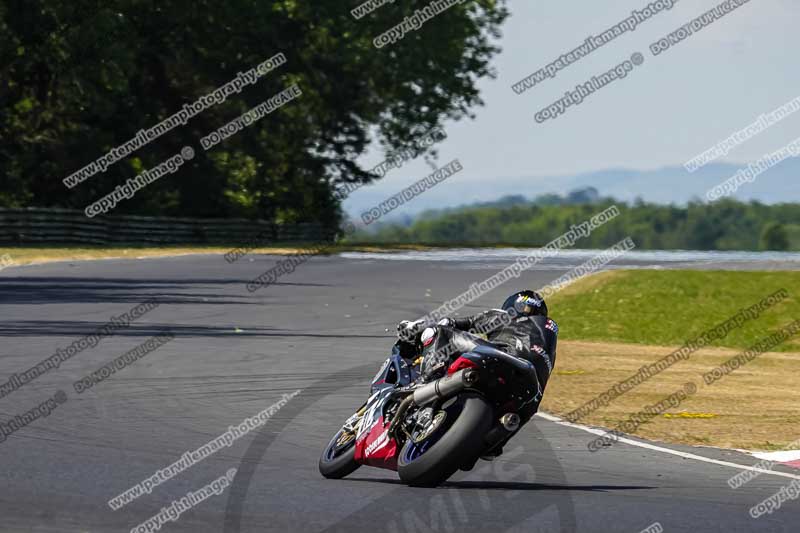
760, 222, 790, 251
0, 0, 508, 225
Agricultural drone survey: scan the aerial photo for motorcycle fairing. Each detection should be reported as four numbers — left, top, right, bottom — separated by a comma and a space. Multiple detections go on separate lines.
354, 387, 400, 470
353, 414, 399, 470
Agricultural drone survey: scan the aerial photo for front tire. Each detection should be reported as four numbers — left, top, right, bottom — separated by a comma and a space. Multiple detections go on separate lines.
319, 427, 361, 479
397, 393, 492, 487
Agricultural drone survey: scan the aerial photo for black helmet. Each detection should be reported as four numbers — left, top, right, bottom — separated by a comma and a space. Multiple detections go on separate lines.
501, 290, 547, 317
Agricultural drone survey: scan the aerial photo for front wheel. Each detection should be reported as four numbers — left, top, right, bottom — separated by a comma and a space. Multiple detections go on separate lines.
319, 408, 363, 479
397, 393, 493, 487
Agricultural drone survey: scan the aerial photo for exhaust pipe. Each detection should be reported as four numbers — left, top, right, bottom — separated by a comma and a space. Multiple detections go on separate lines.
412, 369, 479, 406
388, 369, 478, 438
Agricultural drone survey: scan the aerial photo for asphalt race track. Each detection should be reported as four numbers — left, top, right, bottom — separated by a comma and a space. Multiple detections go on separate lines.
1, 253, 799, 532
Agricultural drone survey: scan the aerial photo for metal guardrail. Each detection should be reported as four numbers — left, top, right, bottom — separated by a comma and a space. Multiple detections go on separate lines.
0, 208, 329, 245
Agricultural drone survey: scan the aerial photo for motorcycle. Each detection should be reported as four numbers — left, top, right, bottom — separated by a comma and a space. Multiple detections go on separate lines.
318, 326, 542, 487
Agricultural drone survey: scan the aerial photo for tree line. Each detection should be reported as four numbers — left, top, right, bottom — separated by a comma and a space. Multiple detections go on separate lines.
353, 196, 799, 251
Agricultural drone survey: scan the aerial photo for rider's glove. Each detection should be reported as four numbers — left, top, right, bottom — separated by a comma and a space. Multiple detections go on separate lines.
437, 318, 455, 328
397, 319, 425, 342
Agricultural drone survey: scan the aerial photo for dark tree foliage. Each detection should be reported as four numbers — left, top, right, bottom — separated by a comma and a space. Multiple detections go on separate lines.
760, 222, 790, 251
0, 0, 508, 225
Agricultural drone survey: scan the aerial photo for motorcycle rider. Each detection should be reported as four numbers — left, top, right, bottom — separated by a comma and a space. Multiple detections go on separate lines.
397, 290, 558, 459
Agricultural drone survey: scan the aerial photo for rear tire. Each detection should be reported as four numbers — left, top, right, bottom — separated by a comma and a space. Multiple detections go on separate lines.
397, 393, 492, 487
319, 428, 361, 479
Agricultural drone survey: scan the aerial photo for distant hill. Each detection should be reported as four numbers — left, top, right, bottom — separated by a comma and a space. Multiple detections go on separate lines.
344, 158, 800, 220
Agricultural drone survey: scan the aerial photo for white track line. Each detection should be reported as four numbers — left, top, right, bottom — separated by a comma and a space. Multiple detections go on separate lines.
535, 412, 800, 482
751, 450, 800, 462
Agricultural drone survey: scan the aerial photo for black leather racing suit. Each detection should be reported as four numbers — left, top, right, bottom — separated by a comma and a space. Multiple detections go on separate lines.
417, 310, 558, 424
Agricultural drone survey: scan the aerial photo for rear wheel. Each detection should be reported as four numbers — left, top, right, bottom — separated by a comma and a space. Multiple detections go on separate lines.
397, 393, 492, 487
318, 407, 364, 479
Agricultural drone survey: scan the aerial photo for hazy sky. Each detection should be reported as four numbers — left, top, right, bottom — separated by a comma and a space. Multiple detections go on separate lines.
344, 0, 799, 213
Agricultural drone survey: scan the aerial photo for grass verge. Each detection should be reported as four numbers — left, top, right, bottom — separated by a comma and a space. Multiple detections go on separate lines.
543, 270, 800, 450
542, 340, 799, 450
548, 270, 800, 352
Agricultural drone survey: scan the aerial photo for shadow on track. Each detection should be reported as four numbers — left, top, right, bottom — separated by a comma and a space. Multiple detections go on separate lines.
0, 321, 390, 339
0, 276, 330, 305
344, 477, 656, 492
